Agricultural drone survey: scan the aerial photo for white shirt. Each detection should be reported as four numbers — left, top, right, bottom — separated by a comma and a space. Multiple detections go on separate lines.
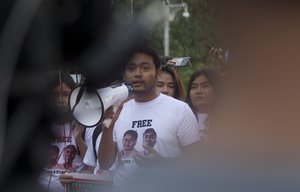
197, 113, 208, 131
113, 94, 200, 185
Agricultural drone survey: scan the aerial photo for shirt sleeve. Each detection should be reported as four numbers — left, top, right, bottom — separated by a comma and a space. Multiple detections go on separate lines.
177, 103, 201, 147
83, 127, 96, 167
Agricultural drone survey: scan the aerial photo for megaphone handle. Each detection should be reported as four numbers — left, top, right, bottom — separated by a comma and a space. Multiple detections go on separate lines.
101, 103, 123, 129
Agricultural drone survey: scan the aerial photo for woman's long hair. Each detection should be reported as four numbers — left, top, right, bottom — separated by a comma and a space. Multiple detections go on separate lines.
185, 69, 222, 114
159, 64, 186, 101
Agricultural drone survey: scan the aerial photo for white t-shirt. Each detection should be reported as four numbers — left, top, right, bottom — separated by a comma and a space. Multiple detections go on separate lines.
113, 94, 200, 185
197, 113, 208, 131
83, 128, 116, 175
82, 126, 98, 168
39, 123, 88, 192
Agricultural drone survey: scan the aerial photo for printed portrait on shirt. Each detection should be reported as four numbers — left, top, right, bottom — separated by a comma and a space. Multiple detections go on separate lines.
120, 130, 140, 158
54, 144, 79, 170
142, 128, 157, 155
117, 130, 143, 167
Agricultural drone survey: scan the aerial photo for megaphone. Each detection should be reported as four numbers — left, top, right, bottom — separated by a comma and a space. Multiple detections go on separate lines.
69, 82, 133, 127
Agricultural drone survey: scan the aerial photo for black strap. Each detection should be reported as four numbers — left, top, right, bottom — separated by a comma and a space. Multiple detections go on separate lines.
77, 127, 87, 155
81, 127, 86, 141
92, 124, 102, 162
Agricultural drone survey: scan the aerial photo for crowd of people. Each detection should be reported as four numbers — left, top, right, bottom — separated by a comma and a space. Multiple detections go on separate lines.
40, 44, 225, 192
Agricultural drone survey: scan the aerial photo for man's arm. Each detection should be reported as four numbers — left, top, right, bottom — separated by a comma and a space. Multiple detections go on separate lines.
98, 126, 117, 169
98, 105, 123, 170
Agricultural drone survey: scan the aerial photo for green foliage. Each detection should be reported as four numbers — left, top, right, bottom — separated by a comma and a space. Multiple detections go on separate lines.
113, 0, 220, 86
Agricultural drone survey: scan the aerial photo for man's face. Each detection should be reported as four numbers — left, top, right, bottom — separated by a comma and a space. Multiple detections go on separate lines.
124, 53, 157, 95
190, 75, 214, 112
51, 83, 72, 114
143, 132, 156, 148
122, 134, 136, 151
64, 148, 76, 163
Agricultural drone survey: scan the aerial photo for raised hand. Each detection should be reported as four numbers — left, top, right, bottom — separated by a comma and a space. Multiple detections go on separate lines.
133, 144, 162, 168
209, 46, 225, 66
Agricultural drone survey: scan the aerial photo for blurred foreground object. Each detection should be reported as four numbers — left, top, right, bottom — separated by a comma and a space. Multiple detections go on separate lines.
61, 173, 113, 192
0, 0, 164, 191
200, 1, 300, 191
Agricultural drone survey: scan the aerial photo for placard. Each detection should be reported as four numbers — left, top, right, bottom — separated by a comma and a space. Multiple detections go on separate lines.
64, 173, 113, 192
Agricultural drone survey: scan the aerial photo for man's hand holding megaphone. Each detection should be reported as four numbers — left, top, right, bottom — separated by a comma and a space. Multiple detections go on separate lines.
98, 96, 133, 170
101, 95, 133, 129
133, 144, 163, 169
101, 103, 123, 129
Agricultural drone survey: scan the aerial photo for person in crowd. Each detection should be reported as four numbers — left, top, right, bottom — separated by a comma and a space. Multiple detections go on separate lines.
206, 45, 230, 86
98, 44, 200, 186
156, 62, 186, 101
185, 69, 222, 138
81, 124, 115, 175
80, 81, 129, 175
39, 71, 88, 192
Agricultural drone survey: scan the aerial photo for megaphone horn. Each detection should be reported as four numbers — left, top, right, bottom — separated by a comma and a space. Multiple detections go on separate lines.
69, 82, 133, 127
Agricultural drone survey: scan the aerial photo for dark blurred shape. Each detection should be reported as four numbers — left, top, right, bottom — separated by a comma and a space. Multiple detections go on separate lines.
160, 56, 173, 65
0, 0, 163, 191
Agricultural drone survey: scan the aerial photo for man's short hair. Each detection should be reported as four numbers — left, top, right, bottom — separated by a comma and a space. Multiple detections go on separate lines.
123, 130, 138, 141
126, 44, 160, 70
143, 128, 157, 137
64, 145, 77, 154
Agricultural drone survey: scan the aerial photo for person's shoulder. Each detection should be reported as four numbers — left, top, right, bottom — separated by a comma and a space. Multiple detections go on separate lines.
116, 98, 134, 117
159, 94, 194, 116
160, 94, 188, 107
122, 98, 135, 108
